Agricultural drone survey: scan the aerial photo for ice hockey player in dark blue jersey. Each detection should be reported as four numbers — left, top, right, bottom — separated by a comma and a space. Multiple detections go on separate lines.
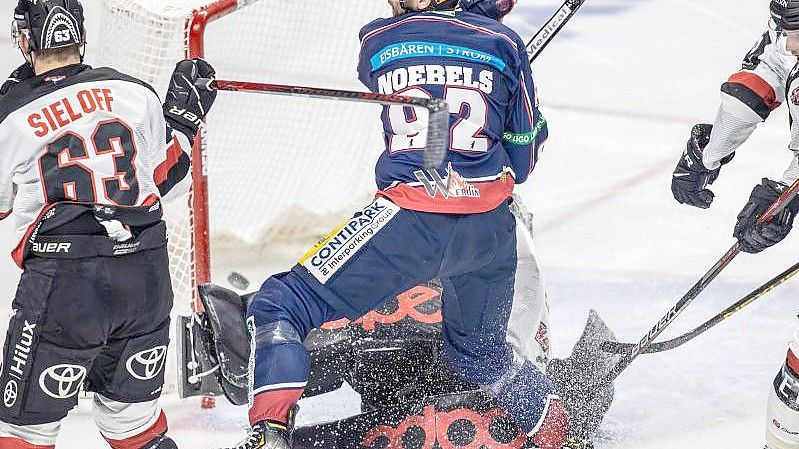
219, 1, 572, 449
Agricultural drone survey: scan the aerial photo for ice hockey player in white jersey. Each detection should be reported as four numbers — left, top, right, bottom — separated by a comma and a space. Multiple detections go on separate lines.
669, 1, 799, 448
0, 1, 216, 448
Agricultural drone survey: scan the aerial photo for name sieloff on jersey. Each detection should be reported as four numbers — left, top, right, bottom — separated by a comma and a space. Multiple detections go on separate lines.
698, 18, 799, 184
358, 9, 547, 214
0, 64, 194, 267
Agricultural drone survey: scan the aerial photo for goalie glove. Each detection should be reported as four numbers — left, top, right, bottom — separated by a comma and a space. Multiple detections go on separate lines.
163, 58, 217, 140
734, 178, 799, 253
0, 63, 34, 95
671, 124, 734, 209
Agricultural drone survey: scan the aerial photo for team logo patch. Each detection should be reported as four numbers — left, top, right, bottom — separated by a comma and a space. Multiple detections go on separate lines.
414, 163, 481, 199
39, 364, 86, 399
792, 86, 799, 106
3, 380, 18, 408
299, 198, 400, 283
125, 346, 167, 381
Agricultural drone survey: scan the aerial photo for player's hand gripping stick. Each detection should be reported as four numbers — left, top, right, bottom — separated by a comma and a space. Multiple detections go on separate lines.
195, 78, 449, 171
603, 176, 799, 383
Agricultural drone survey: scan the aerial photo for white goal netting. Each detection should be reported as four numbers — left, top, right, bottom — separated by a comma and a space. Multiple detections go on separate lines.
97, 0, 391, 389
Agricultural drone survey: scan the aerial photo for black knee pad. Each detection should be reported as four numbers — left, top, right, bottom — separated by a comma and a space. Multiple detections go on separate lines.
86, 322, 170, 403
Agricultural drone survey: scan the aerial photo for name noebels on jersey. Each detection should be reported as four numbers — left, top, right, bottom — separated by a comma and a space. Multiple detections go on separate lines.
377, 64, 494, 95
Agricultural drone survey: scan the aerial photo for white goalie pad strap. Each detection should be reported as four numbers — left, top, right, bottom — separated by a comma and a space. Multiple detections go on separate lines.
93, 394, 161, 441
0, 421, 60, 446
506, 213, 549, 370
702, 93, 762, 170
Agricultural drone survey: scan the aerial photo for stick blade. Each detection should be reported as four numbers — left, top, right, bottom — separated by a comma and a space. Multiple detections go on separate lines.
423, 99, 450, 170
548, 309, 620, 440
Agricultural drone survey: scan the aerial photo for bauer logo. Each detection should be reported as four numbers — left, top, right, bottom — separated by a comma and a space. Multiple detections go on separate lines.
39, 364, 86, 399
300, 198, 399, 283
31, 242, 71, 254
126, 346, 167, 381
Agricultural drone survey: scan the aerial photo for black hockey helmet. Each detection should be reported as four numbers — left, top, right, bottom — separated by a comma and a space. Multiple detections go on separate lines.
12, 0, 85, 52
461, 0, 517, 20
771, 0, 799, 31
399, 0, 459, 12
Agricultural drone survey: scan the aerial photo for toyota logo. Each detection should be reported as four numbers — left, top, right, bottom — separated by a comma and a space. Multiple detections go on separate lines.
4, 380, 18, 407
126, 346, 167, 381
39, 364, 86, 399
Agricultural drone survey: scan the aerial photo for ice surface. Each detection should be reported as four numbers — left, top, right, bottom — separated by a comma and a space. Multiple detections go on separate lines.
0, 0, 796, 447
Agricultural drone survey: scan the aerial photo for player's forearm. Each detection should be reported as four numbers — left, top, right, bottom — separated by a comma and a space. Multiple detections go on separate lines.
702, 95, 761, 169
154, 127, 192, 203
781, 152, 799, 186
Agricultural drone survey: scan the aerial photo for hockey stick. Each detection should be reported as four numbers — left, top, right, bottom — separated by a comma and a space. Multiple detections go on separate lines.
602, 259, 799, 355
195, 79, 449, 171
526, 0, 587, 63
602, 178, 799, 383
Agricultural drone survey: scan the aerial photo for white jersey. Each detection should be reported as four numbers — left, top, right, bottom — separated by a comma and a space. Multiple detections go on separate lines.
701, 23, 799, 184
0, 64, 192, 267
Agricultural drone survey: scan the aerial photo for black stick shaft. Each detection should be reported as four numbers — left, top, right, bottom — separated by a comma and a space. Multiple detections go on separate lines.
603, 259, 799, 354
603, 177, 799, 383
526, 0, 586, 63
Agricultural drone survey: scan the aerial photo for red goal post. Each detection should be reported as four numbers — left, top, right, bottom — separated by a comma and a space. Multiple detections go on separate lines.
98, 0, 392, 407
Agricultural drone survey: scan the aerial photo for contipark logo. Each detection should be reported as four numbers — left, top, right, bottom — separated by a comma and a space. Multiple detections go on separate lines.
301, 198, 399, 283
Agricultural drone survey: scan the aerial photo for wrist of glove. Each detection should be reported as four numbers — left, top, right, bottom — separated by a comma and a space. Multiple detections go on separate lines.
671, 124, 734, 209
163, 58, 217, 139
0, 63, 35, 96
734, 178, 799, 254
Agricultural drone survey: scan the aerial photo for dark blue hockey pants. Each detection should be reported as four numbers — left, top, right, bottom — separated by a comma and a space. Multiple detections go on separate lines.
246, 198, 557, 434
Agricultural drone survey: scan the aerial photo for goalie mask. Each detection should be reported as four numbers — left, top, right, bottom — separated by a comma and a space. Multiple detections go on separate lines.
12, 0, 85, 53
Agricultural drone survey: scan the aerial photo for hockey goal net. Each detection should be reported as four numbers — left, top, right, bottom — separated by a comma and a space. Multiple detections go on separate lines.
96, 0, 390, 392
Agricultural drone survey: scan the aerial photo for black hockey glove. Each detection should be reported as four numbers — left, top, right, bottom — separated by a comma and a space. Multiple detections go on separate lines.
0, 63, 34, 96
734, 178, 799, 254
163, 58, 217, 139
671, 124, 734, 209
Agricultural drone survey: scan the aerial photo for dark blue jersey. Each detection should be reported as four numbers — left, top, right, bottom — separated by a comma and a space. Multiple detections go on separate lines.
358, 10, 547, 213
